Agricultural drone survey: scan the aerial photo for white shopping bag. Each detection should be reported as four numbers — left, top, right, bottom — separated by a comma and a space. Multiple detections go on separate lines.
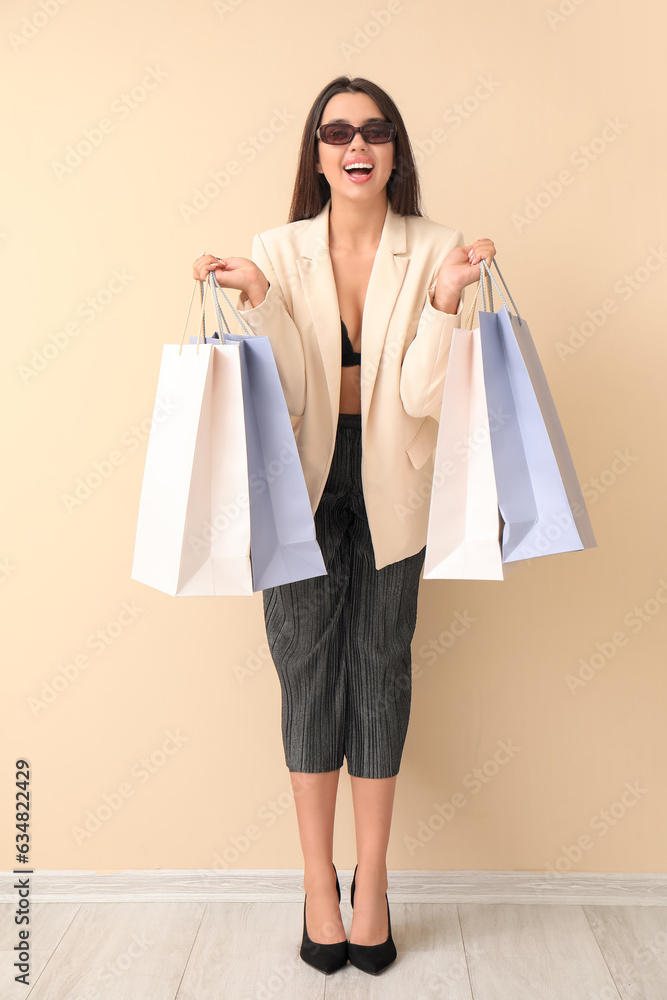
423, 282, 504, 581
131, 285, 253, 595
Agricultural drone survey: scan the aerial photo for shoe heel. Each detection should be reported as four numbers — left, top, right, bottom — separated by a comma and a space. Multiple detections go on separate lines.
333, 861, 341, 903
299, 863, 348, 975
350, 863, 358, 908
348, 895, 396, 975
348, 869, 396, 975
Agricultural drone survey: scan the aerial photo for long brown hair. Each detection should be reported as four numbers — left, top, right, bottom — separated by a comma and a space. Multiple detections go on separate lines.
287, 76, 423, 223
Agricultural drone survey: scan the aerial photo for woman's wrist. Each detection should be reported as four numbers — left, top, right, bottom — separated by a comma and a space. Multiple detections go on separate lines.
431, 282, 462, 315
245, 278, 270, 309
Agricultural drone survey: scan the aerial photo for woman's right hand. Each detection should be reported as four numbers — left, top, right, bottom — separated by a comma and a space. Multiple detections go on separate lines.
192, 254, 270, 308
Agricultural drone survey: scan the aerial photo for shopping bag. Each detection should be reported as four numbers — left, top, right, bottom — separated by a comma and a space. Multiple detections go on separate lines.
194, 274, 327, 591
132, 275, 326, 597
131, 322, 252, 596
477, 258, 597, 563
423, 282, 505, 580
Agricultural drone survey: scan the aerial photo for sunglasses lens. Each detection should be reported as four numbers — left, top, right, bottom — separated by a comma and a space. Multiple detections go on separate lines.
363, 123, 395, 143
320, 124, 355, 144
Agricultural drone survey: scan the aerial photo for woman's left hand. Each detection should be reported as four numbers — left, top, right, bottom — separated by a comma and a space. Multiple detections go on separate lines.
435, 236, 497, 302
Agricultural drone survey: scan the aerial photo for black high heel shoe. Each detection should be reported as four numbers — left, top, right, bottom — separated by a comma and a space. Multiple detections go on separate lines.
300, 862, 348, 974
348, 864, 397, 975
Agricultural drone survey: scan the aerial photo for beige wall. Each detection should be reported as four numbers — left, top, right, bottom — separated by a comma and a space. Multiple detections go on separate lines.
1, 0, 665, 875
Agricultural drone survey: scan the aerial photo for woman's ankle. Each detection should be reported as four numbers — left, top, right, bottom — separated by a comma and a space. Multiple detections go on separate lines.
352, 862, 388, 895
303, 860, 338, 893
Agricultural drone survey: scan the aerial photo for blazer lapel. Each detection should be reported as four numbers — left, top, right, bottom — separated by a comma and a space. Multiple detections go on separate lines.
296, 202, 340, 427
360, 203, 408, 420
296, 199, 410, 426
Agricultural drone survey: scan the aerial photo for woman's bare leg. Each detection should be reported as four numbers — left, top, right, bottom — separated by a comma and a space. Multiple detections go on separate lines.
290, 769, 346, 944
348, 774, 397, 945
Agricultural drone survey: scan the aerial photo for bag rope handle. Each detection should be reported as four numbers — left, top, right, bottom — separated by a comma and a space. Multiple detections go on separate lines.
178, 278, 208, 355
462, 260, 492, 329
459, 252, 522, 329
479, 257, 522, 321
463, 281, 481, 330
205, 270, 254, 340
178, 272, 253, 355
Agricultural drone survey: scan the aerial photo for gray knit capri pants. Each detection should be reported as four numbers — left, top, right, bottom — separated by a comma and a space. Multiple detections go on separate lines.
261, 411, 426, 779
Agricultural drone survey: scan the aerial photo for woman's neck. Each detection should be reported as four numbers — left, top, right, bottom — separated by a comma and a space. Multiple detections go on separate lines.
328, 193, 388, 253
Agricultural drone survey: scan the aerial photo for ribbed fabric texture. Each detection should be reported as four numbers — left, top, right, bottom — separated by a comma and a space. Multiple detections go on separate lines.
262, 412, 426, 778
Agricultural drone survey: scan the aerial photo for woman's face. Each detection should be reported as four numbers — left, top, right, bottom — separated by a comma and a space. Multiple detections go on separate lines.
316, 91, 395, 205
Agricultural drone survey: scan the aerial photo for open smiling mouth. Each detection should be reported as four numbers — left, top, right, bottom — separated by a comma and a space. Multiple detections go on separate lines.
343, 162, 375, 182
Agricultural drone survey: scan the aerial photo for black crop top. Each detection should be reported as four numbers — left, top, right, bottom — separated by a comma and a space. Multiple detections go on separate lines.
341, 317, 361, 367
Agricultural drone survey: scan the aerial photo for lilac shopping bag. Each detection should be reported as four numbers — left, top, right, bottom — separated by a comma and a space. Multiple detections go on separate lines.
194, 273, 327, 590
477, 258, 596, 563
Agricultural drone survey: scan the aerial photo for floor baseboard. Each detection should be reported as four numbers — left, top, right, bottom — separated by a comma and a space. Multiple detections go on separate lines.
2, 869, 667, 904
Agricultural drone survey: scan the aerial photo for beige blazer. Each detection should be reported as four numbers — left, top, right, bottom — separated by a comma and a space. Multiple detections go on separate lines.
228, 198, 466, 570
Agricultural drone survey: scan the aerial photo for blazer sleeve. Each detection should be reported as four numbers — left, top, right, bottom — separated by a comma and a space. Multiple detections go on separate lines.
217, 233, 307, 418
399, 228, 466, 420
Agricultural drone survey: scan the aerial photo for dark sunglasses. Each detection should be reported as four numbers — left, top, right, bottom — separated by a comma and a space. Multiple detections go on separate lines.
316, 121, 397, 145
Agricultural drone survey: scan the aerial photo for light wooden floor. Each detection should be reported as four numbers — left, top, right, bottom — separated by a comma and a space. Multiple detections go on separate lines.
2, 895, 667, 999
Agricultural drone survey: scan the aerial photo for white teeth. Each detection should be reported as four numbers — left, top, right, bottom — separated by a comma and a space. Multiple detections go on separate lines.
344, 162, 373, 171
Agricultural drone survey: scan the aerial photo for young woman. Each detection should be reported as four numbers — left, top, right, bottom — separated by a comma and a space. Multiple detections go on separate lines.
193, 75, 496, 976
